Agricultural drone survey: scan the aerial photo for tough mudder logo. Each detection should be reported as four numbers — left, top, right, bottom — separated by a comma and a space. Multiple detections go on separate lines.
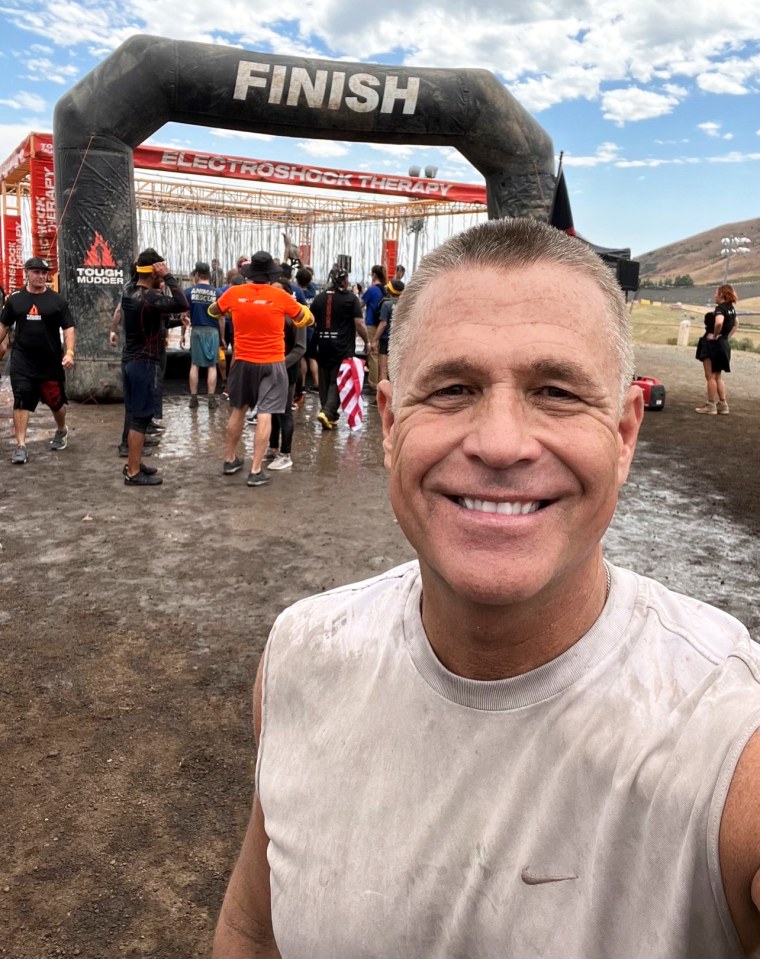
77, 233, 121, 285
233, 62, 420, 115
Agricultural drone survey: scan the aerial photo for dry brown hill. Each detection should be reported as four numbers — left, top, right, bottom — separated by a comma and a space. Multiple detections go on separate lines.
637, 217, 760, 285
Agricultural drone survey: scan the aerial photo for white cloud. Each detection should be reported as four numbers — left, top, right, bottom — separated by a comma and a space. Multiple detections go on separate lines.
21, 57, 79, 85
0, 91, 46, 112
697, 73, 749, 95
601, 88, 680, 125
698, 121, 722, 137
723, 132, 734, 140
297, 140, 349, 158
207, 129, 274, 142
366, 144, 415, 158
563, 142, 623, 167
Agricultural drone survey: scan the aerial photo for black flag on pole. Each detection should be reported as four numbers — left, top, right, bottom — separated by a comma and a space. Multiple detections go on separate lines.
549, 163, 576, 236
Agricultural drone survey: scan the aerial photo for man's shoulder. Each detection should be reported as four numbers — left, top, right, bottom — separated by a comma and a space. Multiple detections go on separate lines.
616, 564, 753, 668
273, 560, 420, 637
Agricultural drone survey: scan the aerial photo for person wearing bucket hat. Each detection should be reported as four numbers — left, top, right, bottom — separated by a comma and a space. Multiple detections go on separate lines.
0, 255, 75, 464
240, 251, 284, 283
209, 251, 313, 487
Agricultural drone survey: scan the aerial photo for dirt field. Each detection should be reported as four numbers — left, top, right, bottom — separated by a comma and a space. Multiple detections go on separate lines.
2, 342, 759, 958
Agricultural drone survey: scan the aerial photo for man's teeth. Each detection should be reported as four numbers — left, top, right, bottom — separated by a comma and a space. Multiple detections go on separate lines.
459, 497, 540, 515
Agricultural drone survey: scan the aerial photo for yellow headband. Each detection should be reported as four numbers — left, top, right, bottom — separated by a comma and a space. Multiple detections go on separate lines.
135, 265, 154, 274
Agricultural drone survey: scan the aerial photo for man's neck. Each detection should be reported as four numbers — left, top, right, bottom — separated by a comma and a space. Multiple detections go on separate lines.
26, 284, 46, 294
418, 556, 609, 681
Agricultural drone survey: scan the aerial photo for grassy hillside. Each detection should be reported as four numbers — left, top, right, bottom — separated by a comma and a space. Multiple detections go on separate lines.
637, 217, 760, 285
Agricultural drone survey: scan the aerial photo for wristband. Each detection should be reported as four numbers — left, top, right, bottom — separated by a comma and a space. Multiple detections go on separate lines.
293, 306, 315, 328
65, 349, 75, 357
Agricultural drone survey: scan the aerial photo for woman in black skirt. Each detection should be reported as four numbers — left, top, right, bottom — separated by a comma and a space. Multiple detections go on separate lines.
695, 284, 738, 414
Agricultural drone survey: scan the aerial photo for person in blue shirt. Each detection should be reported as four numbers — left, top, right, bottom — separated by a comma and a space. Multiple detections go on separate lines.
184, 262, 225, 409
361, 264, 387, 391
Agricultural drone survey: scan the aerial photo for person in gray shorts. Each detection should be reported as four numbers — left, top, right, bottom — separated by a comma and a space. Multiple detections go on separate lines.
208, 251, 310, 487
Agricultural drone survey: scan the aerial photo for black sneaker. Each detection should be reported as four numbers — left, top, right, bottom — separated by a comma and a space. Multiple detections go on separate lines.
149, 420, 166, 432
247, 471, 271, 487
123, 462, 158, 477
223, 456, 245, 475
208, 395, 217, 410
189, 395, 199, 409
144, 435, 161, 447
124, 470, 162, 486
11, 445, 28, 464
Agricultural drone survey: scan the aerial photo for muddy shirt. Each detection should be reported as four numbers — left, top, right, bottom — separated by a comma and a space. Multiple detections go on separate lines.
0, 288, 74, 380
258, 562, 758, 959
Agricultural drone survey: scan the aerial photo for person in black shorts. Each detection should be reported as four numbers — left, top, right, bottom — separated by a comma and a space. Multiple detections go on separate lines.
0, 257, 76, 465
695, 284, 738, 415
120, 249, 188, 486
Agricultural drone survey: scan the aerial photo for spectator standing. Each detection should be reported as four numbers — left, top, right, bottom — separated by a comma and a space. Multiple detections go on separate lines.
374, 278, 404, 387
209, 251, 310, 487
695, 284, 738, 415
312, 269, 369, 430
0, 256, 76, 464
361, 264, 387, 391
120, 249, 188, 486
185, 262, 225, 409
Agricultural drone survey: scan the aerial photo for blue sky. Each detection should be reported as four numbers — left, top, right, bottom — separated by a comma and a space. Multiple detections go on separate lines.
0, 0, 758, 258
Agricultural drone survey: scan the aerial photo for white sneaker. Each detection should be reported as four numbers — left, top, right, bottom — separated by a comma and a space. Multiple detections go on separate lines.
267, 454, 293, 471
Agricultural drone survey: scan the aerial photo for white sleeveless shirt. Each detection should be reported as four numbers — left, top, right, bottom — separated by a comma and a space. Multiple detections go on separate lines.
257, 561, 759, 958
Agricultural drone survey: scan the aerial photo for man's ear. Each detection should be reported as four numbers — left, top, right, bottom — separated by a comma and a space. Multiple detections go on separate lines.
377, 381, 395, 471
617, 385, 644, 486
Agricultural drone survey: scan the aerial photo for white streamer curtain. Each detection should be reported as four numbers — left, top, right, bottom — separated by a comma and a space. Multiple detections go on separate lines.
136, 204, 487, 286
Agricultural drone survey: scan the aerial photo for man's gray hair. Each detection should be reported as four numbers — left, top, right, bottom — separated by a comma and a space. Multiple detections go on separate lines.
388, 218, 635, 411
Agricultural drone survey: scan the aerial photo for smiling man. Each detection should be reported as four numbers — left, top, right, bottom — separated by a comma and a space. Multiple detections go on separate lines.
213, 219, 760, 959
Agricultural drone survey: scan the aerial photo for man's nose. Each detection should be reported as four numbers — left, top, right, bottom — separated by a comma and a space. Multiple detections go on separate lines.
460, 387, 543, 468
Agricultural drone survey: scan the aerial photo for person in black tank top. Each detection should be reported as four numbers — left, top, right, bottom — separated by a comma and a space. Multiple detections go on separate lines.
695, 284, 738, 415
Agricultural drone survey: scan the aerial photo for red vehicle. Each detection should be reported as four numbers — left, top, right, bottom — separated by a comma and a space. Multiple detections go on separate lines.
633, 375, 666, 411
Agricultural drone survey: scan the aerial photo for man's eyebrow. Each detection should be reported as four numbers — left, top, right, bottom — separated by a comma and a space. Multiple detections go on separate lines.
523, 358, 604, 392
412, 359, 484, 391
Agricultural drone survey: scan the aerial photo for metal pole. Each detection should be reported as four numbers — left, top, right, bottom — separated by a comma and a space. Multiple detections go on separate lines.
412, 226, 421, 273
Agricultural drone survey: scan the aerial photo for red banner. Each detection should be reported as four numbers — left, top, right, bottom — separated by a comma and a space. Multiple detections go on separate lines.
30, 154, 58, 272
3, 213, 24, 293
383, 239, 398, 277
19, 131, 487, 206
133, 145, 487, 204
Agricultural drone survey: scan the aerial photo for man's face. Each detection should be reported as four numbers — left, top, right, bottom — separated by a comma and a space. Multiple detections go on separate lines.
378, 262, 643, 608
26, 268, 49, 292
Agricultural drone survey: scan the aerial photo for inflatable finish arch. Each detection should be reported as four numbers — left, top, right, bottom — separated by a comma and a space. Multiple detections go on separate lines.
53, 34, 555, 399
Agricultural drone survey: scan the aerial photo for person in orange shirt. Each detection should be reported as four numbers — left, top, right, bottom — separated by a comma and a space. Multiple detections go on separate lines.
209, 251, 311, 487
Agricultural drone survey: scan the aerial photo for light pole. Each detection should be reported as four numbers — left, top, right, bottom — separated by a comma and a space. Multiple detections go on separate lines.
720, 235, 751, 284
407, 165, 438, 273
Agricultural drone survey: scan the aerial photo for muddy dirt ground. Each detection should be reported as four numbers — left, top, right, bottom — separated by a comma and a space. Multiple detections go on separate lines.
1, 343, 759, 958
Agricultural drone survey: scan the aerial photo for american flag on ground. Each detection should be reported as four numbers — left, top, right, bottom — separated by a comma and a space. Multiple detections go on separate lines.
338, 357, 366, 430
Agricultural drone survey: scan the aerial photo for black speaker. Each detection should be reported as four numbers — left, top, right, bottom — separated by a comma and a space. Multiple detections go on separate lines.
336, 254, 352, 272
616, 259, 640, 292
